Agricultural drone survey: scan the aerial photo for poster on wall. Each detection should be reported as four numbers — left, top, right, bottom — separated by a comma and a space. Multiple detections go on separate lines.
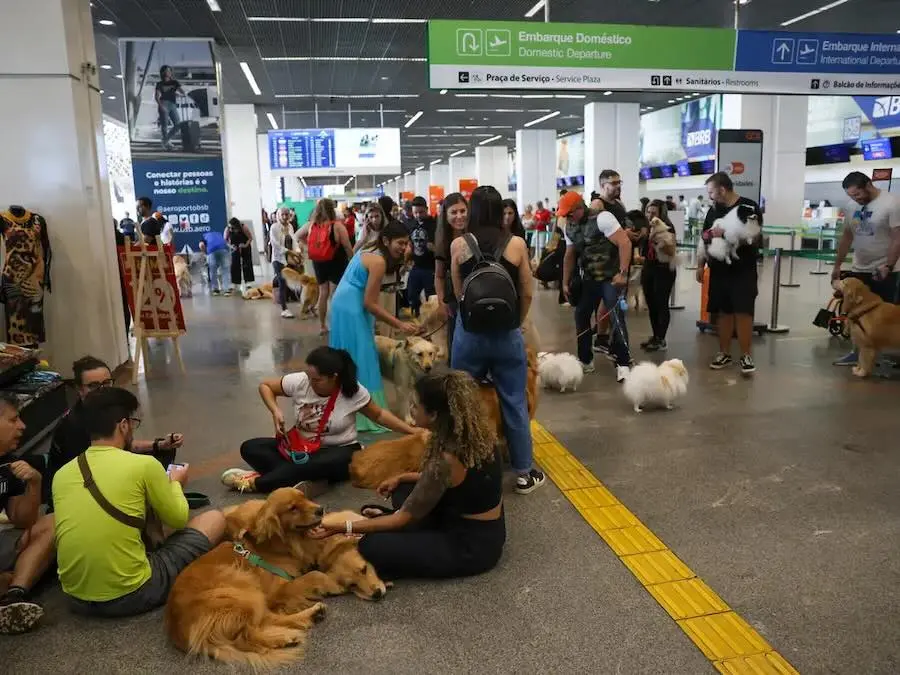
641, 95, 722, 168
459, 179, 478, 201
119, 39, 226, 252
557, 132, 585, 179
717, 129, 764, 205
428, 186, 445, 216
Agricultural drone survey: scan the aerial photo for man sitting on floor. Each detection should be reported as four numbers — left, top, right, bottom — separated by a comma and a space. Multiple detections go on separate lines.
48, 356, 184, 497
0, 394, 55, 634
52, 387, 225, 618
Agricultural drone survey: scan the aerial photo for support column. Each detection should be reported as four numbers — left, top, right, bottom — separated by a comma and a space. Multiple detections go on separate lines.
584, 102, 640, 208
515, 129, 557, 213
475, 146, 509, 195
402, 174, 416, 197
0, 0, 129, 373
730, 95, 808, 227
448, 156, 476, 193
256, 132, 281, 209
222, 104, 264, 264
285, 177, 303, 201
429, 163, 449, 191
414, 169, 430, 199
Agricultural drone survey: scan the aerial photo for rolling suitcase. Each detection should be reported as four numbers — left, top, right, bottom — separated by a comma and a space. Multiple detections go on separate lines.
180, 120, 201, 153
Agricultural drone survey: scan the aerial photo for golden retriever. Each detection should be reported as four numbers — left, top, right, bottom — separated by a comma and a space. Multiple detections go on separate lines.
166, 489, 386, 668
280, 268, 319, 318
243, 282, 274, 300
349, 347, 539, 488
838, 277, 900, 377
173, 254, 193, 298
375, 335, 438, 423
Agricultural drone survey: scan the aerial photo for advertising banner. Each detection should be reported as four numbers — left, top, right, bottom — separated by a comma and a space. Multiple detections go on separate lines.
116, 243, 186, 333
119, 39, 225, 252
428, 21, 900, 96
640, 95, 722, 167
428, 186, 445, 216
717, 130, 764, 205
458, 179, 478, 201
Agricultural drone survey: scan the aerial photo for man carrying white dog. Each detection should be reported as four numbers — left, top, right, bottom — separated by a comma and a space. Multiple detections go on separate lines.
696, 172, 763, 376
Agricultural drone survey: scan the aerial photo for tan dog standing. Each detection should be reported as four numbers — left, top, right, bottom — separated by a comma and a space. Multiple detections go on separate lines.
839, 277, 900, 377
375, 335, 438, 423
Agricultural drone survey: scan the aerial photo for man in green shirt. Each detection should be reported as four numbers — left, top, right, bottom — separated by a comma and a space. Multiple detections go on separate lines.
52, 387, 224, 617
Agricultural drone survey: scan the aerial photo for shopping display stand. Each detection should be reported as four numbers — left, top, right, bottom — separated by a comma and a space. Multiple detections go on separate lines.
118, 237, 187, 384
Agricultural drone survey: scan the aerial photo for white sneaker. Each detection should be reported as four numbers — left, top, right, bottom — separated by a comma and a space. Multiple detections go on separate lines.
220, 468, 259, 492
616, 365, 630, 383
281, 309, 295, 318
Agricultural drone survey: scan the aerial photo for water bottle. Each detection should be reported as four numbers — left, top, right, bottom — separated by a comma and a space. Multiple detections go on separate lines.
618, 296, 628, 312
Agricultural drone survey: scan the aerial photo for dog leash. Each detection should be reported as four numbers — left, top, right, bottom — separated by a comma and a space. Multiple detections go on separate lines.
232, 542, 295, 581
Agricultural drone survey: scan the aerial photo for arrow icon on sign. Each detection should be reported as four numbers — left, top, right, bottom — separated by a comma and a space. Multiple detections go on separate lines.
776, 43, 791, 60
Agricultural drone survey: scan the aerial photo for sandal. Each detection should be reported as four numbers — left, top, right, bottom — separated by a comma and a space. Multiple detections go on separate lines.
360, 503, 395, 518
184, 491, 211, 509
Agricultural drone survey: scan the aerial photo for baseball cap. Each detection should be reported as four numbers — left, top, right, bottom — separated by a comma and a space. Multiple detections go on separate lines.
556, 191, 585, 217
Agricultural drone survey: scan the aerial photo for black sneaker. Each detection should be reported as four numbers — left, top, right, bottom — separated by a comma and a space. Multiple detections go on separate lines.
640, 337, 657, 350
709, 352, 732, 370
0, 589, 44, 634
654, 339, 668, 352
592, 335, 610, 354
515, 469, 546, 495
739, 354, 756, 375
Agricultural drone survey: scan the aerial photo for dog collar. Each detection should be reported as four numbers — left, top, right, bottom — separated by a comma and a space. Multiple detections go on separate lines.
232, 541, 294, 581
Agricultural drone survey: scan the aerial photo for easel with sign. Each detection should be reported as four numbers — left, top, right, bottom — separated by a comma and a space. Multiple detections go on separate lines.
118, 237, 187, 384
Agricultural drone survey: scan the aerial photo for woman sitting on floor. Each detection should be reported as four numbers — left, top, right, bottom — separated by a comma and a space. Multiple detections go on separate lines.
222, 346, 420, 497
311, 370, 505, 581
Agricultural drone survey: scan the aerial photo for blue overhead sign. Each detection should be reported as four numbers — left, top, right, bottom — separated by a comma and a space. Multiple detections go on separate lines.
269, 129, 336, 170
736, 31, 900, 74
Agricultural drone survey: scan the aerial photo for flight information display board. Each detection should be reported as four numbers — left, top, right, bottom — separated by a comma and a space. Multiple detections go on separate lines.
269, 129, 336, 170
268, 128, 402, 176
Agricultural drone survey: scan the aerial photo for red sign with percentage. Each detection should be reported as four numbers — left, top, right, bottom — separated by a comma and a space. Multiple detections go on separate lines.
117, 243, 186, 333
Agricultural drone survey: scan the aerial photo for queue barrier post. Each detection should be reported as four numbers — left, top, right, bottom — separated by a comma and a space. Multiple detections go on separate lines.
684, 229, 698, 271
780, 229, 801, 288
669, 275, 685, 310
767, 248, 790, 334
810, 227, 829, 275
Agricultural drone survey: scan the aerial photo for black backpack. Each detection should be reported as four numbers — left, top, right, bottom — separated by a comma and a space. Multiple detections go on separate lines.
459, 233, 519, 333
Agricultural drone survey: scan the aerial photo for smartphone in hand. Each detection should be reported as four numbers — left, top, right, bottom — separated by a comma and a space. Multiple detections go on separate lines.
166, 462, 186, 477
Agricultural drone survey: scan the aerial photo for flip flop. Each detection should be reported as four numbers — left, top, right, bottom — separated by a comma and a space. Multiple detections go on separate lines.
184, 492, 211, 509
360, 503, 395, 518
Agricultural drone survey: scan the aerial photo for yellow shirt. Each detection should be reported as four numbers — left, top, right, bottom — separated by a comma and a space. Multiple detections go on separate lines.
52, 445, 189, 602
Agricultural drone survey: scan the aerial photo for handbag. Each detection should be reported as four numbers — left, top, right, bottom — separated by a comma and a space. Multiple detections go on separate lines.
276, 389, 339, 464
813, 297, 840, 330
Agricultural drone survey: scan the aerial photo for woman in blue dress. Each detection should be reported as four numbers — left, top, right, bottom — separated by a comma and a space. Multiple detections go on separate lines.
330, 219, 419, 432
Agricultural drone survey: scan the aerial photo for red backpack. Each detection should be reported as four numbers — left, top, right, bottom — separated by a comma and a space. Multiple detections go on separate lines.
307, 221, 338, 262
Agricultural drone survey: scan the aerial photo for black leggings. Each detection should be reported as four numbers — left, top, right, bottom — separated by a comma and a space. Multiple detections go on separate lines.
240, 437, 361, 494
357, 482, 506, 581
231, 247, 255, 284
641, 264, 676, 340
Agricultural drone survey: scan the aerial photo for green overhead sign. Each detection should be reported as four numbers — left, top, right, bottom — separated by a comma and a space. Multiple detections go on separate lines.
428, 20, 736, 71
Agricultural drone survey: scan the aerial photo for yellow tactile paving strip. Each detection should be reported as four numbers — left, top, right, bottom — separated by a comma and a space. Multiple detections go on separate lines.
530, 421, 799, 674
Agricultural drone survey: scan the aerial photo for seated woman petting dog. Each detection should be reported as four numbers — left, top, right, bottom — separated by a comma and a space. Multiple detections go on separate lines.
311, 370, 505, 581
329, 219, 421, 432
223, 346, 420, 496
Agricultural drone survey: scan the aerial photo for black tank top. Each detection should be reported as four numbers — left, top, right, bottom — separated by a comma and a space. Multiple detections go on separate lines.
438, 450, 503, 517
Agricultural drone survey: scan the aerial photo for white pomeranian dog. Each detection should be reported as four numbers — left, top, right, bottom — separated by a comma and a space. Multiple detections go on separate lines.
537, 352, 584, 393
623, 359, 689, 413
697, 204, 760, 265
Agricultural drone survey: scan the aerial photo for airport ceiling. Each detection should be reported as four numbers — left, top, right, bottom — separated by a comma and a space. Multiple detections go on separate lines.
92, 0, 898, 177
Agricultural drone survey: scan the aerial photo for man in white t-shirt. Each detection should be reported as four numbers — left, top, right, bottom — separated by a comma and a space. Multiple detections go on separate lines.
559, 190, 634, 382
832, 171, 900, 367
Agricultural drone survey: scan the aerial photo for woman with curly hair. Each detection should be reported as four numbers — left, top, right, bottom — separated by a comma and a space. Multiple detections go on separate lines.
312, 370, 505, 580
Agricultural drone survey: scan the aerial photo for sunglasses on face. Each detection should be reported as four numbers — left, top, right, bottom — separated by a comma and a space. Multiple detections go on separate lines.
84, 379, 115, 392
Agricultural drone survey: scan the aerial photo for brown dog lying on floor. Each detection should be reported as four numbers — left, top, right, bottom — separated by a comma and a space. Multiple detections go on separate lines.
350, 348, 539, 489
838, 277, 900, 377
166, 488, 386, 668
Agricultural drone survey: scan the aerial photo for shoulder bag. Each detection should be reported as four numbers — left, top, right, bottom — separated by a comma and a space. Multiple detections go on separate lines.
277, 389, 340, 464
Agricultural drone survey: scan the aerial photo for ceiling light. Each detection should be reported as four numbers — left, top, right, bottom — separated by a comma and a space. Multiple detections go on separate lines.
239, 62, 262, 96
415, 165, 425, 171
101, 64, 112, 70
404, 110, 424, 128
780, 0, 850, 26
455, 93, 488, 98
436, 108, 466, 112
525, 0, 546, 18
115, 74, 123, 79
311, 17, 368, 23
494, 109, 525, 113
371, 18, 428, 23
479, 135, 503, 145
107, 95, 116, 100
404, 171, 412, 176
520, 94, 553, 99
247, 16, 427, 23
450, 150, 466, 157
266, 112, 279, 130
394, 175, 402, 180
275, 93, 419, 99
555, 94, 587, 99
263, 56, 426, 62
206, 0, 222, 10
523, 110, 560, 127
99, 89, 105, 94
300, 177, 308, 187
668, 99, 676, 103
98, 19, 114, 26
603, 91, 613, 96
380, 76, 390, 81
440, 89, 448, 95
429, 159, 442, 165
344, 176, 355, 187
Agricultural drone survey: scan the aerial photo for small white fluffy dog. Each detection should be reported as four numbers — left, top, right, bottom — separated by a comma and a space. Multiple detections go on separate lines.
623, 359, 689, 413
697, 204, 760, 265
537, 352, 584, 393
648, 217, 679, 270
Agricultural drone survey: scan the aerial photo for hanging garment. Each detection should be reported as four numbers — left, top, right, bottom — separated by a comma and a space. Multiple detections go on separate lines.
0, 209, 52, 347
